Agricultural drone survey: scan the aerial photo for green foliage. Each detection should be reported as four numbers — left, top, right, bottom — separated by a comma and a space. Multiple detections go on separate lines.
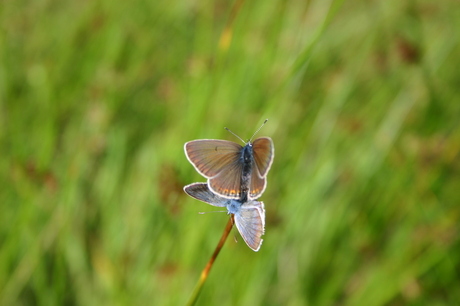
1, 0, 459, 305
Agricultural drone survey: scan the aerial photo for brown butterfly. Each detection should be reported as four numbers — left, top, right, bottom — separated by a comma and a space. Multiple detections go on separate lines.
184, 120, 274, 200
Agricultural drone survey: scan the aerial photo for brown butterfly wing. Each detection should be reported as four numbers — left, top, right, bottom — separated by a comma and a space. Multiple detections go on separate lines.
184, 140, 242, 178
247, 137, 273, 199
208, 156, 244, 199
249, 168, 266, 199
252, 137, 274, 177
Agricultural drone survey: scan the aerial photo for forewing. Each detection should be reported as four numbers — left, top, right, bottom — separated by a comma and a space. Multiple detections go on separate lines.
234, 201, 265, 251
252, 137, 274, 177
183, 183, 228, 207
208, 158, 244, 199
185, 140, 242, 178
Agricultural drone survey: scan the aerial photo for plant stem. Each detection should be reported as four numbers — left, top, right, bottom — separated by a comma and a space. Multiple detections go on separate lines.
186, 216, 234, 306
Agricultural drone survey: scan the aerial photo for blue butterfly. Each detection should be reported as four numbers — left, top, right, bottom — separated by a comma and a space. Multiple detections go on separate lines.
184, 183, 265, 251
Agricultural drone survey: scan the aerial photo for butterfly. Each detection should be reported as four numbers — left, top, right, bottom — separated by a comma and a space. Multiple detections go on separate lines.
184, 120, 274, 201
184, 182, 265, 251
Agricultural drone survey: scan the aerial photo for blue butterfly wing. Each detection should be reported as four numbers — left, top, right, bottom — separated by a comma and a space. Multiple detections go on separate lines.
183, 183, 229, 207
234, 201, 265, 251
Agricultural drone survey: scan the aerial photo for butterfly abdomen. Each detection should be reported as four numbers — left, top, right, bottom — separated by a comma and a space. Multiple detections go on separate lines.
240, 144, 254, 201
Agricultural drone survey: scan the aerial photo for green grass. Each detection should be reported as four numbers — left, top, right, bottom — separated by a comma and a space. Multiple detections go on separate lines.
1, 0, 460, 305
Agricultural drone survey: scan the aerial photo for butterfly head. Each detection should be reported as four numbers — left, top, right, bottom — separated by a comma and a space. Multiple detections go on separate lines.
227, 199, 242, 215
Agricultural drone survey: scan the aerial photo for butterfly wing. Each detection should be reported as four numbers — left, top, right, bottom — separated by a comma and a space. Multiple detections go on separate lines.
183, 183, 229, 207
246, 137, 274, 199
252, 137, 274, 177
248, 170, 265, 200
234, 201, 265, 251
184, 140, 242, 178
208, 157, 244, 199
185, 139, 244, 199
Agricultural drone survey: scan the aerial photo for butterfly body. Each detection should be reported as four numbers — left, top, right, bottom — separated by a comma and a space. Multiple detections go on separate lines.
240, 143, 254, 201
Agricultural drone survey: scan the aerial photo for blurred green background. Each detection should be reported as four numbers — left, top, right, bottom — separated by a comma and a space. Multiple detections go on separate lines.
1, 0, 460, 305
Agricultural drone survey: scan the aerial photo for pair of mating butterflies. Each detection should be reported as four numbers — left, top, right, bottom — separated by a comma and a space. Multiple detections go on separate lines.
183, 122, 274, 251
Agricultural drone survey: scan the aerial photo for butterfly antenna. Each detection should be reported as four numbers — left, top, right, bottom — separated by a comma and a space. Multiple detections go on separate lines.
198, 211, 227, 214
249, 119, 268, 142
224, 127, 246, 144
225, 119, 268, 144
